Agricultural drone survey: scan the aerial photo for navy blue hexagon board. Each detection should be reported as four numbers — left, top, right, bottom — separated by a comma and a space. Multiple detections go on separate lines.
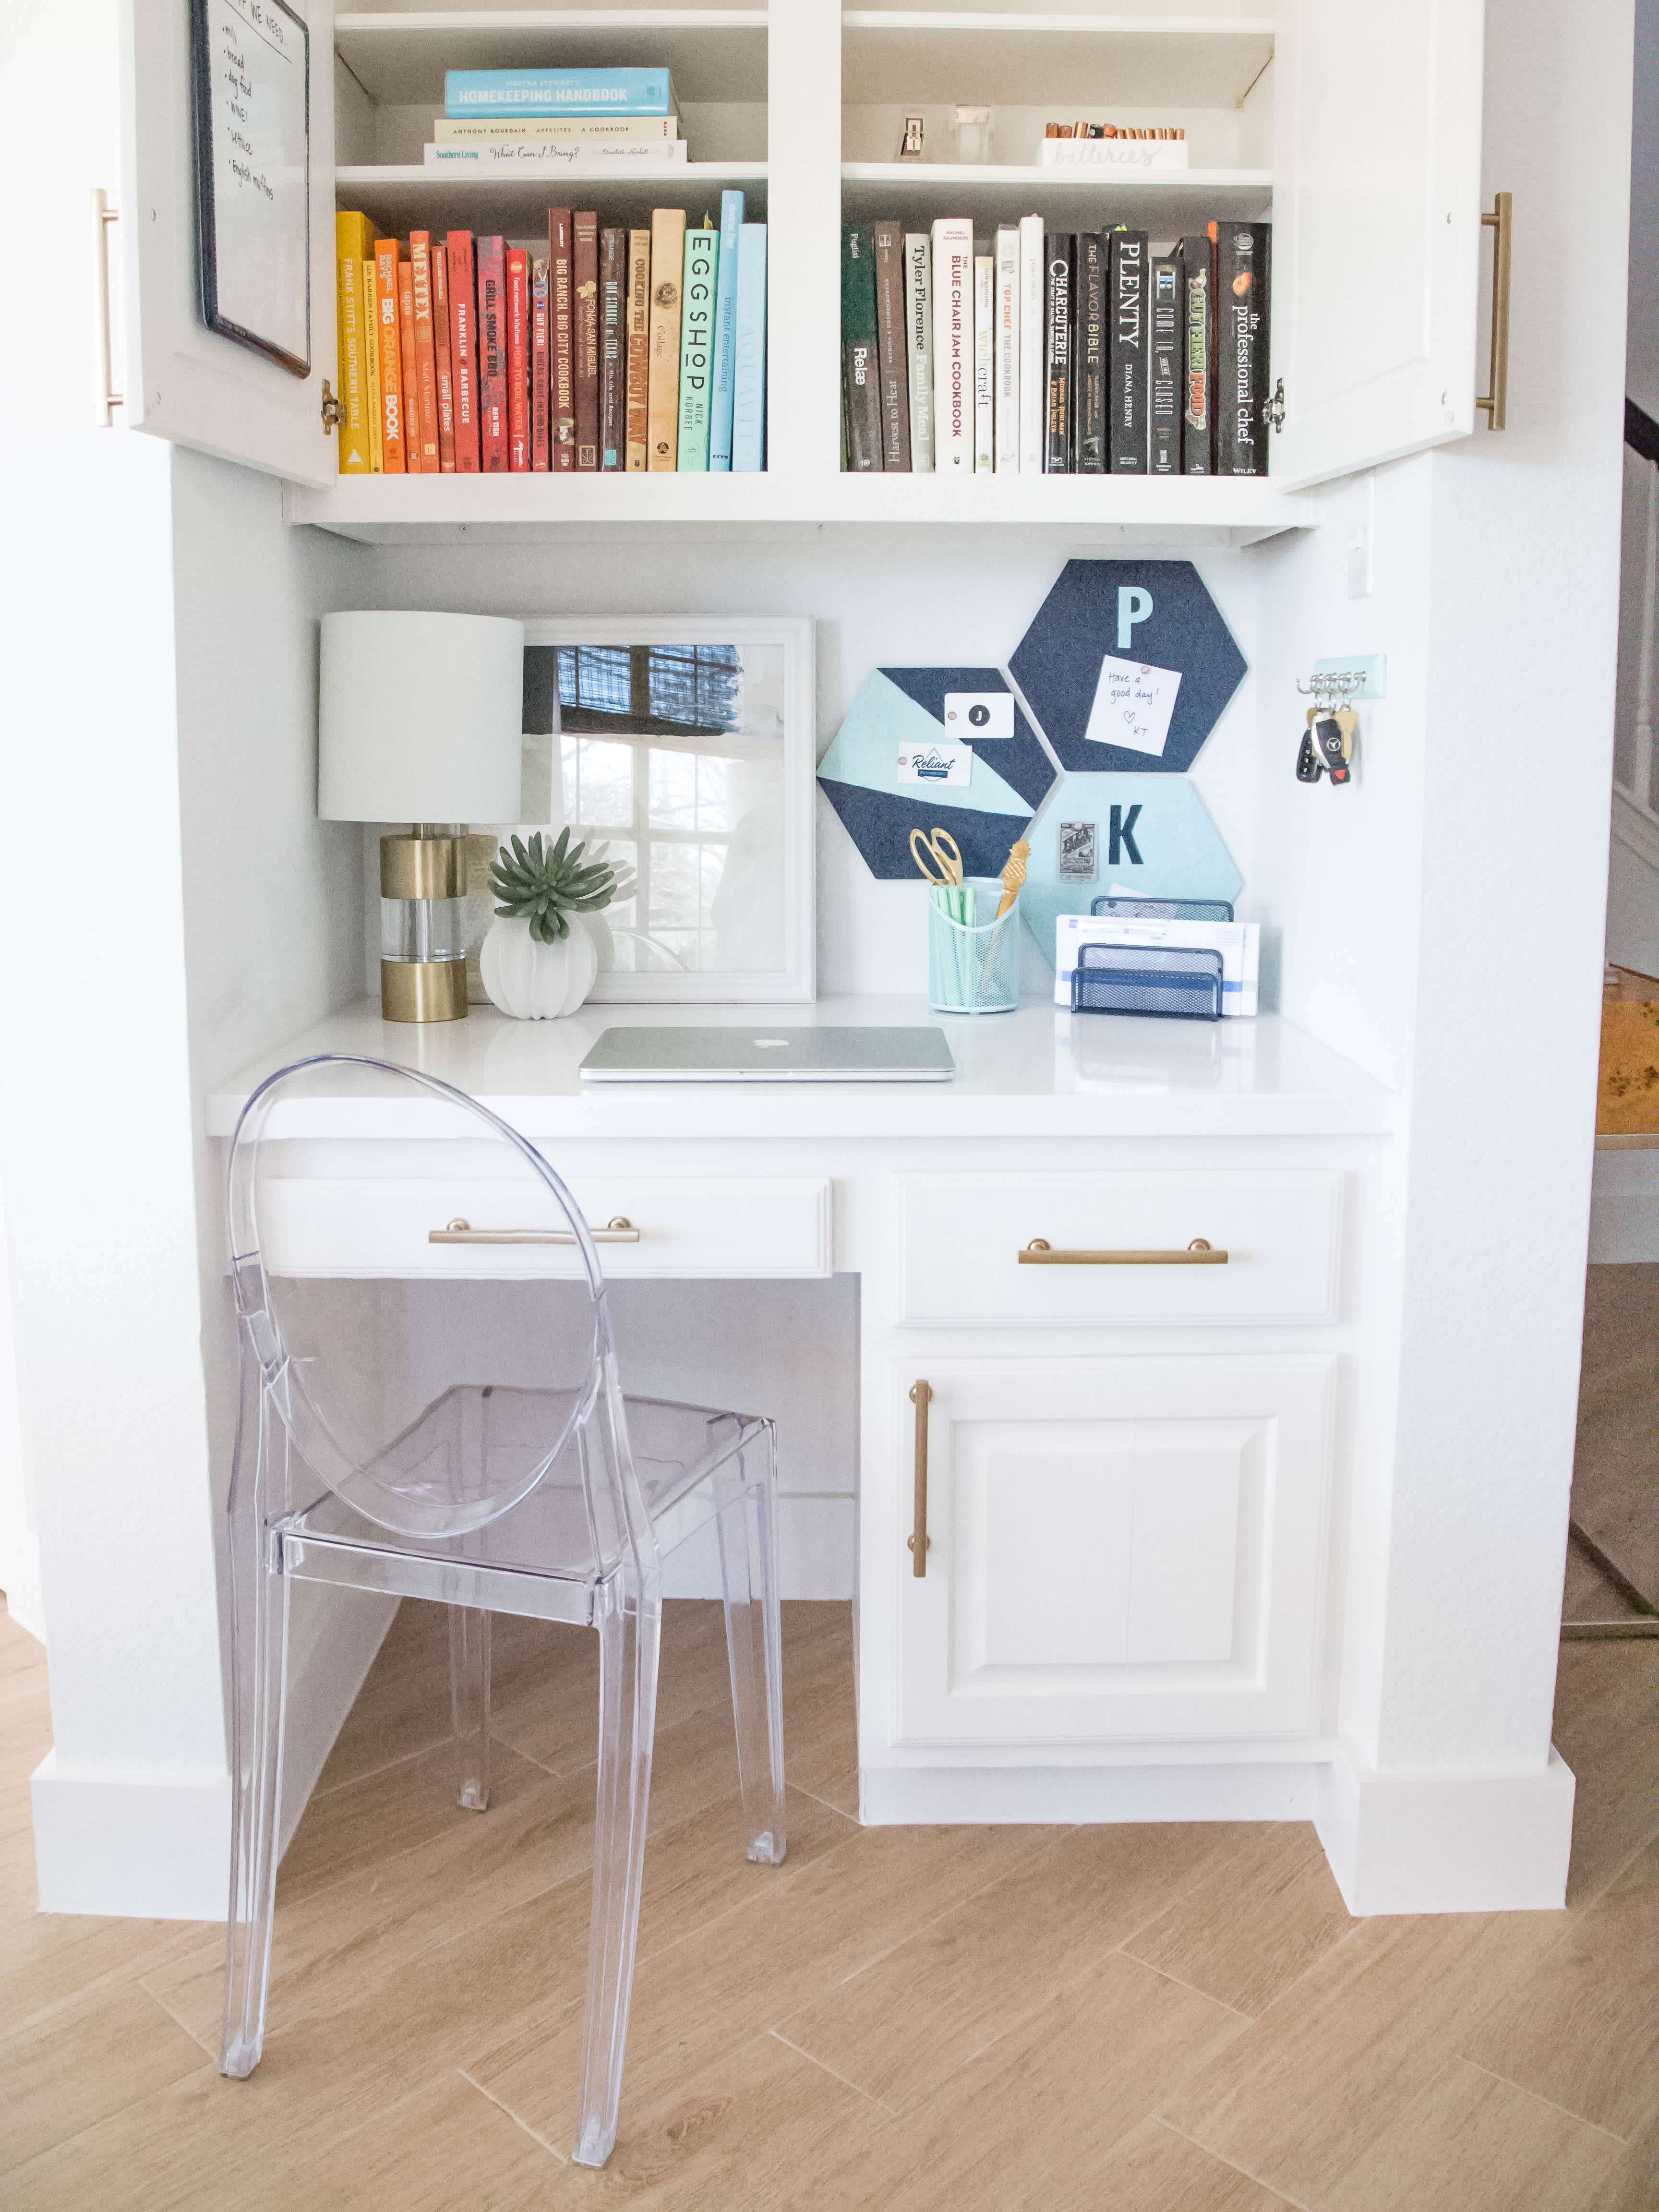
817, 666, 1057, 880
1008, 560, 1247, 776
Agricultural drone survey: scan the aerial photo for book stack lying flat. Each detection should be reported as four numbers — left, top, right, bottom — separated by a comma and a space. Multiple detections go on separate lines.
424, 67, 688, 168
840, 216, 1269, 476
335, 192, 766, 477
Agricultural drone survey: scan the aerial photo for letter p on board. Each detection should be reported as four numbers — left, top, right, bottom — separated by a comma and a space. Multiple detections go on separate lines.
1117, 587, 1153, 650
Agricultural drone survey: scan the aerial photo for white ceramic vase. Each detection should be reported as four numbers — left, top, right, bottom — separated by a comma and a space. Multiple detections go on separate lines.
479, 914, 600, 1020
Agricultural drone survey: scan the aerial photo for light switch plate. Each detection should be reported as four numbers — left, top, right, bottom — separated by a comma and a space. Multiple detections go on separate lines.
1314, 651, 1387, 700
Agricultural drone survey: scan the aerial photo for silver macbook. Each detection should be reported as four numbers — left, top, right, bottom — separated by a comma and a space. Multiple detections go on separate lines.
578, 1026, 957, 1083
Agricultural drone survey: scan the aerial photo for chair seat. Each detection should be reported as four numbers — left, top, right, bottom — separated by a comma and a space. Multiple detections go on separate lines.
276, 1386, 769, 1624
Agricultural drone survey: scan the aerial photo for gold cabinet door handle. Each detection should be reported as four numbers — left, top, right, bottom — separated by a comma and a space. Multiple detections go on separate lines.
908, 1381, 931, 1577
1477, 191, 1512, 429
429, 1216, 641, 1245
1019, 1238, 1227, 1265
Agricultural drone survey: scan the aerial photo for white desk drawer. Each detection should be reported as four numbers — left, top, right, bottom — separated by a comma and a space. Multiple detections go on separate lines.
900, 1172, 1342, 1325
261, 1177, 832, 1279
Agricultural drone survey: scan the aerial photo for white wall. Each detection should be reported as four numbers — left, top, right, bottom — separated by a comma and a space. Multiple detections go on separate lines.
1627, 0, 1659, 418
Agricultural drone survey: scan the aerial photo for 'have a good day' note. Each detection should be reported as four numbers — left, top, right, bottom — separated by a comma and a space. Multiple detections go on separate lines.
1082, 655, 1182, 758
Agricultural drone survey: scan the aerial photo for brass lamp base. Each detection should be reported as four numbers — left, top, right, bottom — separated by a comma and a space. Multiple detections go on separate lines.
380, 958, 469, 1023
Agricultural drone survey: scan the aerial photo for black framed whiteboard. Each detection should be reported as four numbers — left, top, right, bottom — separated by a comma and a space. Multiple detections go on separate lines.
189, 0, 311, 377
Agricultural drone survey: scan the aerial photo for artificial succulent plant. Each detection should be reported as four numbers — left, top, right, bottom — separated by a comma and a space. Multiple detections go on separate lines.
489, 830, 620, 945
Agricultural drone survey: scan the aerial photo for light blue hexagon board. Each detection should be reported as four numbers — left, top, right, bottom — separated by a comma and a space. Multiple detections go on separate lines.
817, 668, 1056, 881
1009, 559, 1247, 776
1020, 771, 1244, 965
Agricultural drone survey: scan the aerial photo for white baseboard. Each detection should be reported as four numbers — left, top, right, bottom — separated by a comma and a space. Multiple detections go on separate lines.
28, 1589, 399, 1922
1316, 1741, 1575, 1914
858, 1760, 1322, 1825
30, 1755, 231, 1922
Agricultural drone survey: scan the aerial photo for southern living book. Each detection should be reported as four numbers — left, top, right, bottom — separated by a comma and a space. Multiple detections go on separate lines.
1148, 253, 1181, 474
548, 209, 575, 470
477, 235, 507, 471
903, 233, 934, 472
1211, 220, 1271, 476
1018, 215, 1044, 474
1074, 230, 1106, 473
625, 228, 651, 469
600, 228, 626, 469
1109, 228, 1148, 473
841, 225, 883, 471
994, 226, 1019, 474
1042, 232, 1072, 473
709, 191, 745, 471
731, 223, 767, 472
573, 211, 600, 470
873, 220, 911, 472
424, 142, 688, 169
677, 220, 718, 470
1178, 234, 1213, 474
445, 69, 675, 117
930, 217, 974, 475
433, 115, 678, 143
973, 254, 994, 473
647, 206, 686, 468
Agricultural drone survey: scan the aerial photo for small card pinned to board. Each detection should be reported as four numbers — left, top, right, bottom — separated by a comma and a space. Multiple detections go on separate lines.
1083, 656, 1182, 758
896, 738, 972, 787
942, 691, 1015, 739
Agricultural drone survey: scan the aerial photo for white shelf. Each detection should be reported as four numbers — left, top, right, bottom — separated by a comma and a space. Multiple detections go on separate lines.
335, 11, 769, 106
840, 13, 1274, 108
336, 161, 767, 230
840, 162, 1270, 228
284, 469, 1316, 544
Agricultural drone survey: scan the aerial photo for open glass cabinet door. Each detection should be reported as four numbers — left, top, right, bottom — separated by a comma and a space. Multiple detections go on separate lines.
118, 0, 338, 487
1270, 0, 1486, 491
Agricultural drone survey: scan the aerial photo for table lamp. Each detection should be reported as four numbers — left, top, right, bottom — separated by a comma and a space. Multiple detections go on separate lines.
319, 611, 525, 1022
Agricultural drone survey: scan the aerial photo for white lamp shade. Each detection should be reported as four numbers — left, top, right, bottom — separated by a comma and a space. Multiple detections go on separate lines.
318, 611, 525, 822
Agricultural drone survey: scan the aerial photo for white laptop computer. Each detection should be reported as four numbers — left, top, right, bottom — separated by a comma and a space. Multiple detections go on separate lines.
577, 1027, 956, 1083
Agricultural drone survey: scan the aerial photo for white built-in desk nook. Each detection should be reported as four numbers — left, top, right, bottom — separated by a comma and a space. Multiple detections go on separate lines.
211, 997, 1393, 1828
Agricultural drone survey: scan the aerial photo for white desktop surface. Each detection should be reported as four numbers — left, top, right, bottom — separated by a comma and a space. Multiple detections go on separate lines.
207, 996, 1393, 1141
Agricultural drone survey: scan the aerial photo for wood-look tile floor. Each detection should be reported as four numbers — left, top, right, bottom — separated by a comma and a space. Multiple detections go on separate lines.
3, 1596, 1656, 2211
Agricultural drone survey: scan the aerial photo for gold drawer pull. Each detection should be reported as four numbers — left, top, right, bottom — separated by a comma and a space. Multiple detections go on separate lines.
908, 1381, 931, 1578
430, 1216, 640, 1245
1019, 1238, 1227, 1265
1477, 191, 1512, 429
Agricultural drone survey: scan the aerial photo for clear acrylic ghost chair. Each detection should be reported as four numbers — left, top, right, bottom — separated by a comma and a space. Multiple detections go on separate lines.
219, 1055, 786, 2167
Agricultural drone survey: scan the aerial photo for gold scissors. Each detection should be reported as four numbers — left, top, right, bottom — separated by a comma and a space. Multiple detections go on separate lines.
909, 826, 964, 887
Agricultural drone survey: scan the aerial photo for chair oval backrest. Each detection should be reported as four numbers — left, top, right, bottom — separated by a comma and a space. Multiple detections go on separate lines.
228, 1055, 626, 1542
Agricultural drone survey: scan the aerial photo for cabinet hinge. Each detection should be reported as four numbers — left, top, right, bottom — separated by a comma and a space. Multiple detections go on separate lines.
319, 378, 345, 432
1265, 378, 1285, 433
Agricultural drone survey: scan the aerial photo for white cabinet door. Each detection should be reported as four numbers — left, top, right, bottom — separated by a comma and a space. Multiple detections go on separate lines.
118, 0, 338, 485
1271, 0, 1485, 489
896, 1356, 1335, 1745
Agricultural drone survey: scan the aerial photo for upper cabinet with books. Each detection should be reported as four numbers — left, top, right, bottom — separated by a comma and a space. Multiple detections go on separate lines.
115, 0, 1487, 530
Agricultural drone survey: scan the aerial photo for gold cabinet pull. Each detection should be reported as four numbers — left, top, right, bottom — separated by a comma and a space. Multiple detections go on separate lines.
907, 1381, 931, 1577
91, 189, 122, 425
429, 1216, 640, 1245
1477, 191, 1512, 429
1019, 1238, 1228, 1265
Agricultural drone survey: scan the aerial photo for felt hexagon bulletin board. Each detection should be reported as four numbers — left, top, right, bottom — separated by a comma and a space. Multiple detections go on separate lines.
1009, 559, 1247, 776
1018, 771, 1244, 960
817, 665, 1056, 880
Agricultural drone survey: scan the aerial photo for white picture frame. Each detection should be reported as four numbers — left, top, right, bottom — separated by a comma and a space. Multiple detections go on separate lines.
507, 617, 816, 1005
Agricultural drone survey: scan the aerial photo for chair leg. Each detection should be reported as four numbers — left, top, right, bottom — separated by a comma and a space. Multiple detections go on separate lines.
715, 1422, 787, 1866
573, 1570, 660, 2169
447, 1604, 492, 1812
221, 1512, 290, 2079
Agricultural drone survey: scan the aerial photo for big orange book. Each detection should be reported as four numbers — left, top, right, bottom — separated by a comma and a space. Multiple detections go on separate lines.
409, 231, 442, 473
373, 239, 407, 472
335, 210, 377, 473
646, 207, 685, 470
363, 261, 383, 470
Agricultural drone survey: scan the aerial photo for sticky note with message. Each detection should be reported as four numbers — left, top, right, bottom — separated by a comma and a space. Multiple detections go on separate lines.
1082, 656, 1182, 758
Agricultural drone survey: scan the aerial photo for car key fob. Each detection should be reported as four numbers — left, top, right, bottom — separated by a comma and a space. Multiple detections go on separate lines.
1297, 727, 1323, 781
1314, 716, 1351, 784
